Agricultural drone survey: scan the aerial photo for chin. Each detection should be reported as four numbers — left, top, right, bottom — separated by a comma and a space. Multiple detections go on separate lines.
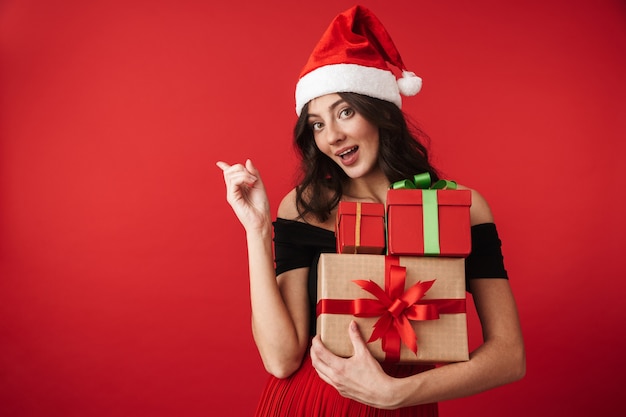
345, 169, 368, 180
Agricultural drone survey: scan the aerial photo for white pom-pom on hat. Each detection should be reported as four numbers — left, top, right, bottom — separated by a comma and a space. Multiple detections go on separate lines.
398, 71, 422, 96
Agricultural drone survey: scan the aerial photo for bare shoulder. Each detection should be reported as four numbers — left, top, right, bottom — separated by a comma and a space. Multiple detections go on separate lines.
277, 187, 336, 231
456, 184, 494, 225
277, 188, 301, 221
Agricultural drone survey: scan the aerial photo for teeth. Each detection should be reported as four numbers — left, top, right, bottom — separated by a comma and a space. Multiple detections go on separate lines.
339, 146, 357, 156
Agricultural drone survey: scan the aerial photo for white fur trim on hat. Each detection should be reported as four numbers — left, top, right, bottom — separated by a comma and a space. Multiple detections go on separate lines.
295, 64, 400, 116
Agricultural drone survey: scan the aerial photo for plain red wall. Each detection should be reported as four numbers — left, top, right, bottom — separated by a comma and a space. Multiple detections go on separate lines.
1, 0, 625, 416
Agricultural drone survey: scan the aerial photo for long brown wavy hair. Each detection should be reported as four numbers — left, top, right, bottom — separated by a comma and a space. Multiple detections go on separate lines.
294, 92, 439, 222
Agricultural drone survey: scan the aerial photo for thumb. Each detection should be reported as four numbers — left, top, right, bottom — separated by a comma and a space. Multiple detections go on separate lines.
348, 320, 368, 356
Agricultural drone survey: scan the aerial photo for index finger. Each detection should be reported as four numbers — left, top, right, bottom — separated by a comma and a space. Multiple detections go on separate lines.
216, 161, 231, 171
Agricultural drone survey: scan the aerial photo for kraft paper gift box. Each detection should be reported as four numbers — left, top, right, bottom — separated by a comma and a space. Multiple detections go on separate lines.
335, 201, 386, 254
386, 188, 472, 257
316, 253, 468, 364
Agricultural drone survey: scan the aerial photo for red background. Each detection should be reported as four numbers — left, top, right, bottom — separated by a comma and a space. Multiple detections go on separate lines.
1, 0, 625, 416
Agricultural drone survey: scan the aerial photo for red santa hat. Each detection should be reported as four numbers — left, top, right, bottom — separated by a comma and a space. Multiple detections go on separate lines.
295, 5, 422, 116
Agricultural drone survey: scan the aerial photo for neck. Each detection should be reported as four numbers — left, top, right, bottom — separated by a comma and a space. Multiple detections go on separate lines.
342, 170, 390, 204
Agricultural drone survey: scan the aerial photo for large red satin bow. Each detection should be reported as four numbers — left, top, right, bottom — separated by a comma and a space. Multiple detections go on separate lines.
316, 256, 466, 362
354, 271, 435, 360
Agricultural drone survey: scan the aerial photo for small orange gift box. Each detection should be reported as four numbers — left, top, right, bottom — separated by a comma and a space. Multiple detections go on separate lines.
335, 201, 385, 254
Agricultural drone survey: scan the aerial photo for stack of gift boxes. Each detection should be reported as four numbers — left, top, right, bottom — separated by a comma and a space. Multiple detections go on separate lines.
316, 174, 472, 364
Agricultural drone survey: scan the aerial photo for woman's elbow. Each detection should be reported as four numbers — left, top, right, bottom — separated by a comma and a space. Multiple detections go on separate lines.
508, 343, 526, 382
514, 351, 526, 381
263, 355, 304, 379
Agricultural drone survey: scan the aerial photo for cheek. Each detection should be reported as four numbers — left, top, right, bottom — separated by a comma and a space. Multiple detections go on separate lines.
364, 130, 380, 153
314, 136, 330, 155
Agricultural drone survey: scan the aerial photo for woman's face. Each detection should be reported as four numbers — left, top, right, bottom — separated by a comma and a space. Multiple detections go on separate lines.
307, 93, 380, 180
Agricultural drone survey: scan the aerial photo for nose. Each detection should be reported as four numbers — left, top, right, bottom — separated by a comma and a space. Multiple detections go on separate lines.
325, 120, 346, 145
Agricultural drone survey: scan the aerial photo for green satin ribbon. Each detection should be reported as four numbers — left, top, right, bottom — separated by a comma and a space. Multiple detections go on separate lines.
390, 172, 432, 190
390, 172, 457, 191
421, 190, 440, 255
389, 173, 458, 256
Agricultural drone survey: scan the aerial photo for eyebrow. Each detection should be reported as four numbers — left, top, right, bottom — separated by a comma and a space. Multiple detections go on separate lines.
307, 98, 346, 119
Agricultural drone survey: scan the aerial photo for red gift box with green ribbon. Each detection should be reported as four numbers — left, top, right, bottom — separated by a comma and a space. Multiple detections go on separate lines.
386, 173, 472, 257
316, 253, 468, 364
335, 201, 386, 254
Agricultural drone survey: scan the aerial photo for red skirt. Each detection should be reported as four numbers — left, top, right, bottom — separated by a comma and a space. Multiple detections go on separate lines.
254, 353, 438, 417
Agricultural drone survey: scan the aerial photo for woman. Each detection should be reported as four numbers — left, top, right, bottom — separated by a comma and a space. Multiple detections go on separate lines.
217, 5, 525, 416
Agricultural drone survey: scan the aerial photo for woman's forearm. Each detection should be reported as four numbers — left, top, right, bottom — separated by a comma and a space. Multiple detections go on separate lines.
310, 278, 525, 410
389, 279, 525, 408
390, 333, 525, 408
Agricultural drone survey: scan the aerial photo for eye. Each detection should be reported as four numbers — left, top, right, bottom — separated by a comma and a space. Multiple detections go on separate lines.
339, 107, 354, 119
310, 121, 324, 131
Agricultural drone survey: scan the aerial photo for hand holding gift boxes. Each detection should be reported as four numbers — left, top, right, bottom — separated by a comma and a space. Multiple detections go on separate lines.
318, 173, 472, 364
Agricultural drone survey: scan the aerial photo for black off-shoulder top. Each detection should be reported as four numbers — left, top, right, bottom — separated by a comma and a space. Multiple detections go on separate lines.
273, 218, 508, 336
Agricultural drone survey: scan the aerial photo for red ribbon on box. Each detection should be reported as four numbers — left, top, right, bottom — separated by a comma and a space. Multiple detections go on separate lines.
316, 256, 466, 362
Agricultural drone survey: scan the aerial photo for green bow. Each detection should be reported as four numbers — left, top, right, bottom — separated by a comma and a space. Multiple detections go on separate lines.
390, 172, 457, 191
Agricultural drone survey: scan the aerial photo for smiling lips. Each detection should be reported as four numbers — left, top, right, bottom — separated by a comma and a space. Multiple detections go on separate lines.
337, 145, 359, 165
337, 145, 358, 158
